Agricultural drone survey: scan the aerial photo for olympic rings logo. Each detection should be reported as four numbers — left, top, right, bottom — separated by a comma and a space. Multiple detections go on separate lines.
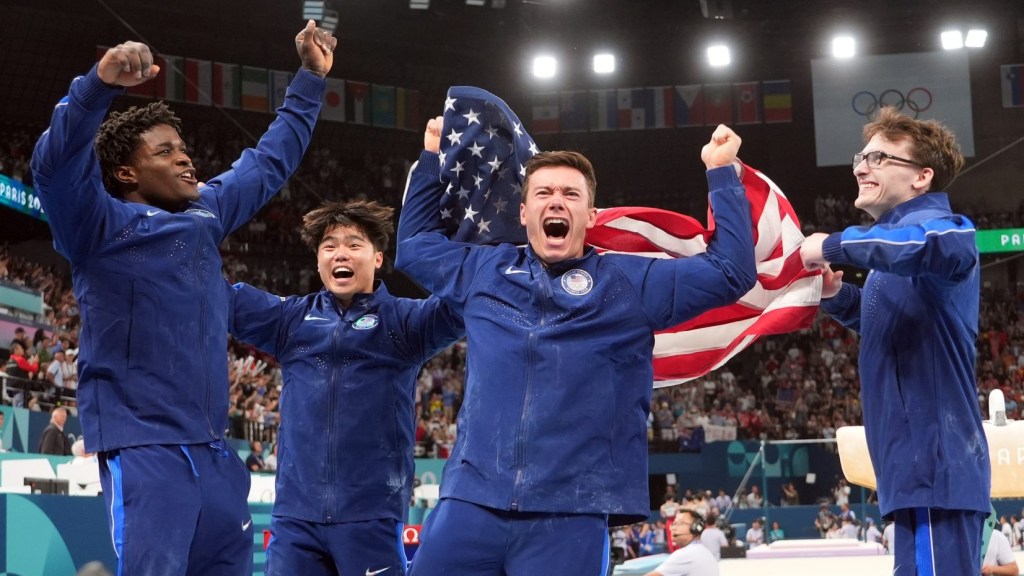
851, 88, 932, 118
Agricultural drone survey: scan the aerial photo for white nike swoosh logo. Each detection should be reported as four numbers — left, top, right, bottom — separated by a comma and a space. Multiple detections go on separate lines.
366, 568, 390, 576
504, 265, 528, 275
242, 518, 252, 531
145, 209, 160, 217
304, 313, 329, 321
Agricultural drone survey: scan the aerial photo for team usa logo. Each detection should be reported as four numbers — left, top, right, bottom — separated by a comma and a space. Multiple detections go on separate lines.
352, 314, 379, 330
560, 269, 593, 296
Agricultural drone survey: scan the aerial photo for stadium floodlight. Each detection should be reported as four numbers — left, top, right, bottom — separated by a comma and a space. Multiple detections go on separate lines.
941, 30, 963, 50
410, 0, 430, 9
832, 36, 855, 59
593, 53, 615, 74
965, 29, 987, 48
466, 0, 486, 5
302, 0, 325, 20
532, 55, 557, 79
706, 44, 731, 67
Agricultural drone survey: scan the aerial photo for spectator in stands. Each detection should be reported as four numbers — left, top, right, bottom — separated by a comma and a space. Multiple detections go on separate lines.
44, 349, 73, 400
661, 493, 681, 522
781, 482, 799, 506
645, 509, 719, 576
228, 200, 462, 575
800, 106, 989, 576
264, 442, 278, 472
768, 520, 785, 543
29, 23, 334, 576
245, 440, 266, 472
745, 485, 763, 509
745, 518, 765, 547
9, 327, 29, 351
4, 341, 38, 379
38, 406, 71, 455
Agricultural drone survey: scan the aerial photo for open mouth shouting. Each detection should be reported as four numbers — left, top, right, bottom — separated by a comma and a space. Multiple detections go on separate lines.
332, 266, 355, 280
542, 217, 569, 240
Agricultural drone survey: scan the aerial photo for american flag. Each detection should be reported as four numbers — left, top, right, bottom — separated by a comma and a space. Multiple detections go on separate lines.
438, 86, 533, 245
438, 86, 822, 386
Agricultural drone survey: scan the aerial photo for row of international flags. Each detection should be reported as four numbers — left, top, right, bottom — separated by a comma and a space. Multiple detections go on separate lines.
97, 46, 798, 134
530, 81, 793, 134
97, 46, 424, 131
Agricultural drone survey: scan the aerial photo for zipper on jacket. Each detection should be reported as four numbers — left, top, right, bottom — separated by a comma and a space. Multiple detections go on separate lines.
324, 312, 342, 522
511, 267, 552, 510
194, 224, 215, 437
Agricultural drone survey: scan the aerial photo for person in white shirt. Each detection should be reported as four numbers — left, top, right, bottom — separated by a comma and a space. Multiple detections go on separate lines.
982, 529, 1019, 575
864, 518, 882, 544
882, 521, 895, 554
745, 519, 765, 547
699, 513, 729, 561
645, 509, 719, 576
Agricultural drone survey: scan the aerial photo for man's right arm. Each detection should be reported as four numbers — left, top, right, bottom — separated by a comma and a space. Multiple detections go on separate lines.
395, 147, 482, 303
31, 67, 125, 261
227, 281, 286, 357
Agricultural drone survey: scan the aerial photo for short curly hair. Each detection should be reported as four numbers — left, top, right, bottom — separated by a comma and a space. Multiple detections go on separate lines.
95, 101, 183, 196
863, 106, 965, 192
300, 200, 395, 254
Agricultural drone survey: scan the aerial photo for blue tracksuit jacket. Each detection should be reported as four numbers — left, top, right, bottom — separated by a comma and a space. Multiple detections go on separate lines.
395, 150, 756, 525
228, 282, 463, 523
30, 65, 324, 453
820, 192, 990, 516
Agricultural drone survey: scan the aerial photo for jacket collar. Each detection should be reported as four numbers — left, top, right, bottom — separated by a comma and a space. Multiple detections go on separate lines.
319, 281, 389, 317
524, 244, 597, 275
876, 192, 951, 225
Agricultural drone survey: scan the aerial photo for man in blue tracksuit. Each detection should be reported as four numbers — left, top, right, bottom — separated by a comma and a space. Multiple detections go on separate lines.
229, 200, 463, 576
801, 106, 989, 576
396, 120, 756, 575
29, 22, 334, 576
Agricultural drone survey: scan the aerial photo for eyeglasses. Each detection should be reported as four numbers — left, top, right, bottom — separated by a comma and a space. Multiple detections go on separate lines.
851, 151, 922, 170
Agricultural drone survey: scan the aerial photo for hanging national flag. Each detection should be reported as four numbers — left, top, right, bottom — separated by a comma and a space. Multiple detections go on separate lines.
372, 84, 397, 128
184, 59, 212, 105
589, 89, 618, 131
396, 87, 421, 131
587, 167, 821, 385
321, 77, 346, 122
703, 83, 734, 126
241, 66, 269, 112
270, 70, 293, 112
212, 62, 240, 109
734, 82, 761, 124
762, 79, 792, 123
559, 91, 589, 133
646, 86, 676, 129
1001, 64, 1024, 108
674, 85, 704, 127
617, 88, 647, 130
155, 55, 184, 102
346, 81, 371, 125
436, 86, 535, 245
531, 92, 560, 134
428, 87, 821, 384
